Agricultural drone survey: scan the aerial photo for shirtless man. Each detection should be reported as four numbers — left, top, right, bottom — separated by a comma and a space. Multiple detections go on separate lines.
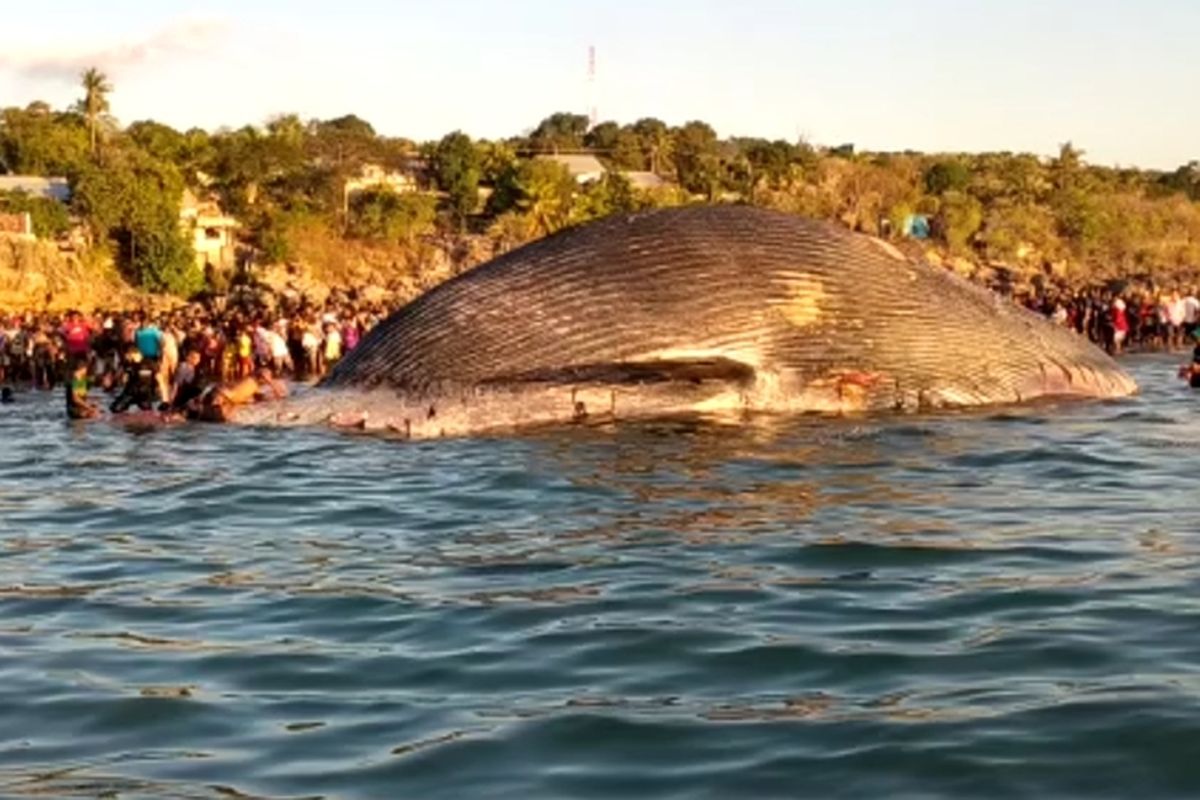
194, 366, 287, 422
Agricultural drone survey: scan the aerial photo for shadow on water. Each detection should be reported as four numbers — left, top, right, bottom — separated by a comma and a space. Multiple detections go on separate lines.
2, 354, 1200, 798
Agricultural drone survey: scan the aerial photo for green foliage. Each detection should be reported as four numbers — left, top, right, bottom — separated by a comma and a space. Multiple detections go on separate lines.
924, 160, 971, 195
432, 131, 482, 226
72, 152, 199, 294
579, 122, 641, 171
489, 159, 577, 236
0, 190, 70, 238
1051, 141, 1085, 190
254, 210, 295, 264
79, 67, 112, 158
631, 118, 671, 174
0, 103, 89, 175
571, 172, 638, 223
740, 138, 802, 190
349, 189, 437, 244
307, 114, 381, 173
1158, 161, 1200, 200
9, 84, 1200, 300
583, 121, 620, 151
127, 222, 202, 296
979, 202, 1059, 261
969, 153, 1048, 205
672, 121, 721, 198
126, 120, 187, 163
529, 112, 589, 152
478, 140, 519, 187
936, 191, 984, 253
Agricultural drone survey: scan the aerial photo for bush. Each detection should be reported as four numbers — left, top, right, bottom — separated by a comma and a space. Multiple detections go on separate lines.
936, 191, 983, 253
349, 189, 437, 244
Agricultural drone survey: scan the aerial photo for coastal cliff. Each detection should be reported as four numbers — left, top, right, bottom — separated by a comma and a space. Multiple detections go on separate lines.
0, 238, 141, 312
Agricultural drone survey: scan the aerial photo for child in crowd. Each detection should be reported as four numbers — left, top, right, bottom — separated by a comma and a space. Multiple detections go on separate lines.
65, 360, 101, 419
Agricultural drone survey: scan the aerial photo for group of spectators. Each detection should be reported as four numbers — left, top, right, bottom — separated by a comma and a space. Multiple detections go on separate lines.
1015, 285, 1200, 355
0, 295, 391, 421
2, 278, 1199, 422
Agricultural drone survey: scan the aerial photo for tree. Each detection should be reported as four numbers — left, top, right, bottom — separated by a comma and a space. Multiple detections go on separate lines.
583, 122, 643, 170
266, 113, 307, 149
72, 152, 200, 295
1159, 161, 1200, 201
126, 119, 187, 164
979, 202, 1059, 262
307, 114, 381, 175
478, 140, 519, 188
935, 190, 984, 253
432, 131, 482, 227
1051, 186, 1106, 258
1050, 141, 1085, 191
583, 121, 620, 151
571, 172, 637, 223
489, 158, 577, 236
924, 160, 971, 195
528, 112, 589, 152
672, 121, 721, 198
632, 118, 671, 174
0, 104, 89, 175
79, 67, 112, 158
349, 189, 437, 245
738, 138, 799, 192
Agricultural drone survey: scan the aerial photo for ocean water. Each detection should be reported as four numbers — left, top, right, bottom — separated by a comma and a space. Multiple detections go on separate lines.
1, 354, 1198, 799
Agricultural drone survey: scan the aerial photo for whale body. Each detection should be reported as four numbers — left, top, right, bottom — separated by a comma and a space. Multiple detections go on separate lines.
241, 205, 1136, 437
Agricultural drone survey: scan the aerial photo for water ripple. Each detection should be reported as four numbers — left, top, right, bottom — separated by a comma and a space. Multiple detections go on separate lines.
2, 355, 1200, 798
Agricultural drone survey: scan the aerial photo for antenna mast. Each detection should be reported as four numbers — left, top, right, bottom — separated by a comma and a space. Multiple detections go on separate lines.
587, 45, 597, 129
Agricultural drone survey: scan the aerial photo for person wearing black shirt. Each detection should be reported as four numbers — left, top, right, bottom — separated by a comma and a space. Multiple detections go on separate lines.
110, 348, 159, 413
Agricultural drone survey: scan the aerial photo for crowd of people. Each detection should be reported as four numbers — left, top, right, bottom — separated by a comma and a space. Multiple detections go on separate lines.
0, 294, 392, 422
2, 280, 1200, 424
1015, 285, 1200, 355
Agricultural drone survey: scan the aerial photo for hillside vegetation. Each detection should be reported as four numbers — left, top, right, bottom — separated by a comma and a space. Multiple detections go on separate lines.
2, 73, 1199, 306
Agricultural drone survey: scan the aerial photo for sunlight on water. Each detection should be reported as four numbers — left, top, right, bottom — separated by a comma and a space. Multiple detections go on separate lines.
1, 354, 1199, 799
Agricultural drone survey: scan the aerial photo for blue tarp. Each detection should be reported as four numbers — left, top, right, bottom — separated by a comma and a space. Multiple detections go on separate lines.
903, 214, 931, 239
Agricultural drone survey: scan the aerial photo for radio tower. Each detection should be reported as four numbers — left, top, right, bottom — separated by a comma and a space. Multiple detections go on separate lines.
587, 45, 597, 129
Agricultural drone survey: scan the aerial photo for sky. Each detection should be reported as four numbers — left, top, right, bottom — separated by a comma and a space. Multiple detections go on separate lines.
1, 0, 1196, 169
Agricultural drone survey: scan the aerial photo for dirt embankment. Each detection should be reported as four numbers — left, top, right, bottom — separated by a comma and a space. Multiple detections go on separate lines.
0, 237, 143, 313
255, 226, 500, 308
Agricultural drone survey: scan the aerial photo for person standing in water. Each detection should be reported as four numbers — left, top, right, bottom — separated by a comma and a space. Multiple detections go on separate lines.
1177, 332, 1200, 388
66, 361, 100, 419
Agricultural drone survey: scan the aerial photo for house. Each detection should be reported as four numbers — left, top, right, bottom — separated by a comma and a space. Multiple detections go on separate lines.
536, 154, 606, 184
0, 177, 69, 243
344, 163, 420, 197
180, 189, 239, 271
0, 212, 34, 240
0, 175, 71, 203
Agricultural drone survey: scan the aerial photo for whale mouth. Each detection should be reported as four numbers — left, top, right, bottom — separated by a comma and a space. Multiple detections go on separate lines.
479, 357, 758, 388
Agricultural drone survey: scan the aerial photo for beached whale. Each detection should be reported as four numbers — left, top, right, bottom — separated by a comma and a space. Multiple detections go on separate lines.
238, 205, 1136, 437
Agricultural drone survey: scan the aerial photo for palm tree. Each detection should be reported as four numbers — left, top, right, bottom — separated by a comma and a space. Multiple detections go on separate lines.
80, 67, 112, 158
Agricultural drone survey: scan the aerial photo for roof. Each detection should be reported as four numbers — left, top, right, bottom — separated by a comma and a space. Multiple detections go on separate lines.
621, 171, 668, 190
536, 154, 606, 180
0, 176, 71, 202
